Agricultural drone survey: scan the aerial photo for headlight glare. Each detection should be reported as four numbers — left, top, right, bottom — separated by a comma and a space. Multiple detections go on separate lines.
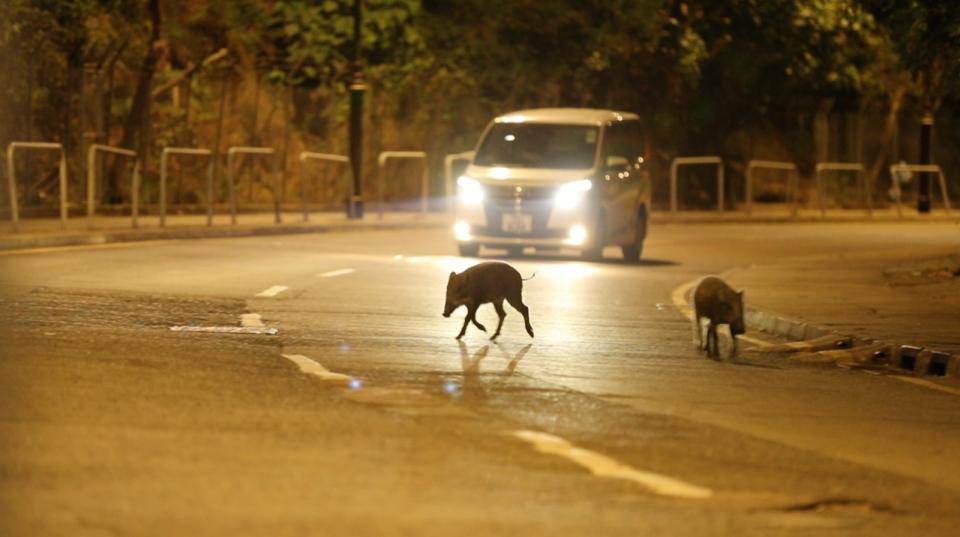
457, 176, 484, 205
555, 179, 592, 210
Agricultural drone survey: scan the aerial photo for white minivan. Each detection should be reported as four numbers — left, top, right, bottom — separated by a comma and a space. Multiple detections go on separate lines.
453, 108, 651, 261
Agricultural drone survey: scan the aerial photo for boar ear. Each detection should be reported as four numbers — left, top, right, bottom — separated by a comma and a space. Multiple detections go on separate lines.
448, 271, 456, 281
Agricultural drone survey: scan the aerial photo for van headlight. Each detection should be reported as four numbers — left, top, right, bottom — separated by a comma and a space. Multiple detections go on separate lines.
457, 176, 485, 205
555, 179, 592, 210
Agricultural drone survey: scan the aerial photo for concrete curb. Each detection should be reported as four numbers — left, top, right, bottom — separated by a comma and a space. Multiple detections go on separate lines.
744, 307, 960, 380
650, 213, 960, 225
0, 219, 449, 252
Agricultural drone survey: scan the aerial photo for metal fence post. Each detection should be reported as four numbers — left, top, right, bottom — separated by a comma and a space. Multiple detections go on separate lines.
85, 144, 137, 229
160, 150, 168, 227
159, 147, 214, 227
299, 152, 350, 221
889, 163, 952, 216
132, 160, 141, 228
87, 145, 96, 225
745, 160, 799, 217
226, 146, 275, 225
206, 155, 215, 226
58, 149, 67, 226
669, 156, 724, 212
377, 151, 428, 219
6, 142, 69, 233
814, 162, 871, 218
5, 146, 18, 232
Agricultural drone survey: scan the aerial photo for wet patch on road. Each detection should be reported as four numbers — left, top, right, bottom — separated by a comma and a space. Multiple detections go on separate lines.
0, 287, 247, 331
276, 340, 945, 520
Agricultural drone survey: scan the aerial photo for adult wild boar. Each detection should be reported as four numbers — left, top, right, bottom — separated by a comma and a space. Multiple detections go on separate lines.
692, 276, 745, 359
443, 262, 534, 340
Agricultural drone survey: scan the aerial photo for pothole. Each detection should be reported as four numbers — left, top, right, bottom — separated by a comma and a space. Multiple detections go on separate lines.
755, 498, 893, 530
780, 498, 893, 514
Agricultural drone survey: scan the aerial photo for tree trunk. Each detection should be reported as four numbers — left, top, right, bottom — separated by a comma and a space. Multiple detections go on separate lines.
106, 0, 161, 204
866, 86, 906, 204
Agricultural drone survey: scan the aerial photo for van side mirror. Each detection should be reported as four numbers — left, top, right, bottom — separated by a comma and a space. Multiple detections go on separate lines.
606, 156, 629, 170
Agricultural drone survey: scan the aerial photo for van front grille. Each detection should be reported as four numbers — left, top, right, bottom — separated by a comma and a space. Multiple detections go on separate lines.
477, 184, 560, 238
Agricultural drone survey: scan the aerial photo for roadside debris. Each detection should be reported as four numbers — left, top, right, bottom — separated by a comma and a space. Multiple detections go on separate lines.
170, 325, 278, 335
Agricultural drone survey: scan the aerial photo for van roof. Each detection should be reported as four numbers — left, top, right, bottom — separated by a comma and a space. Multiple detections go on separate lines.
494, 108, 639, 126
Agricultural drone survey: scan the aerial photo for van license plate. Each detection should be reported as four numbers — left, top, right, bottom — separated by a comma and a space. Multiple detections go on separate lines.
502, 213, 532, 233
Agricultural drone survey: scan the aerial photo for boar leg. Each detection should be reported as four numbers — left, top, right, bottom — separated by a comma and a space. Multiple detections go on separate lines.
706, 323, 719, 358
456, 305, 486, 340
693, 313, 704, 348
470, 306, 487, 333
507, 294, 534, 338
456, 305, 477, 339
490, 299, 507, 340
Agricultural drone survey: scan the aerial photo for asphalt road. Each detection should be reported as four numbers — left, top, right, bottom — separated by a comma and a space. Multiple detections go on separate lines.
1, 222, 959, 536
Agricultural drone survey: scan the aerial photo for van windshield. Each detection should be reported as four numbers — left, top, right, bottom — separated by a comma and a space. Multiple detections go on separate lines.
474, 123, 599, 169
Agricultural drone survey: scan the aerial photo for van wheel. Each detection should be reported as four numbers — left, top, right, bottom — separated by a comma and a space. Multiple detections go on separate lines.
621, 208, 647, 263
458, 243, 480, 257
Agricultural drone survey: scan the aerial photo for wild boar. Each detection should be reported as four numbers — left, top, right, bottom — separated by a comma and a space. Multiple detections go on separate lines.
692, 276, 745, 359
443, 261, 535, 340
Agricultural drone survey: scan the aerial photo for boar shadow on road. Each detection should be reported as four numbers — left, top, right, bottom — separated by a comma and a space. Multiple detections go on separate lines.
456, 341, 533, 405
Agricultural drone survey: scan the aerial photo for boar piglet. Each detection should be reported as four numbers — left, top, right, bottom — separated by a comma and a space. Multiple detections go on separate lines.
443, 261, 534, 340
692, 276, 745, 359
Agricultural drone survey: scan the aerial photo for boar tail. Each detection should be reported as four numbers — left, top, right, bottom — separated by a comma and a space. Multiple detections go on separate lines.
522, 272, 537, 281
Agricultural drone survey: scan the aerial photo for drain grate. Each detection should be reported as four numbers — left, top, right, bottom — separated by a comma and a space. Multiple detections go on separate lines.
899, 345, 922, 371
928, 352, 950, 376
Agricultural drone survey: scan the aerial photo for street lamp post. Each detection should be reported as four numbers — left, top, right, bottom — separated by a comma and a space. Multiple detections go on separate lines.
348, 0, 366, 219
917, 112, 933, 214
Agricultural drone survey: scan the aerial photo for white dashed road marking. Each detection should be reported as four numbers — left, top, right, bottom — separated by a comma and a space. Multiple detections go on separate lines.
404, 256, 434, 264
511, 430, 713, 499
894, 376, 960, 396
170, 325, 278, 335
240, 313, 264, 327
319, 268, 356, 278
281, 354, 354, 382
256, 285, 289, 297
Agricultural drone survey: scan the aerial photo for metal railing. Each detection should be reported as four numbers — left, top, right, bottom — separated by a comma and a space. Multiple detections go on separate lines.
298, 152, 351, 221
888, 163, 952, 216
159, 147, 213, 227
377, 151, 428, 219
86, 144, 139, 229
746, 160, 799, 216
444, 151, 474, 213
227, 146, 277, 225
669, 156, 724, 212
815, 162, 872, 217
6, 142, 68, 232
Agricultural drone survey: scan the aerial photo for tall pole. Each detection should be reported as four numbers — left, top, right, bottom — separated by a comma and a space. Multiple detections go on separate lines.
348, 0, 366, 218
917, 112, 933, 213
210, 67, 229, 226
